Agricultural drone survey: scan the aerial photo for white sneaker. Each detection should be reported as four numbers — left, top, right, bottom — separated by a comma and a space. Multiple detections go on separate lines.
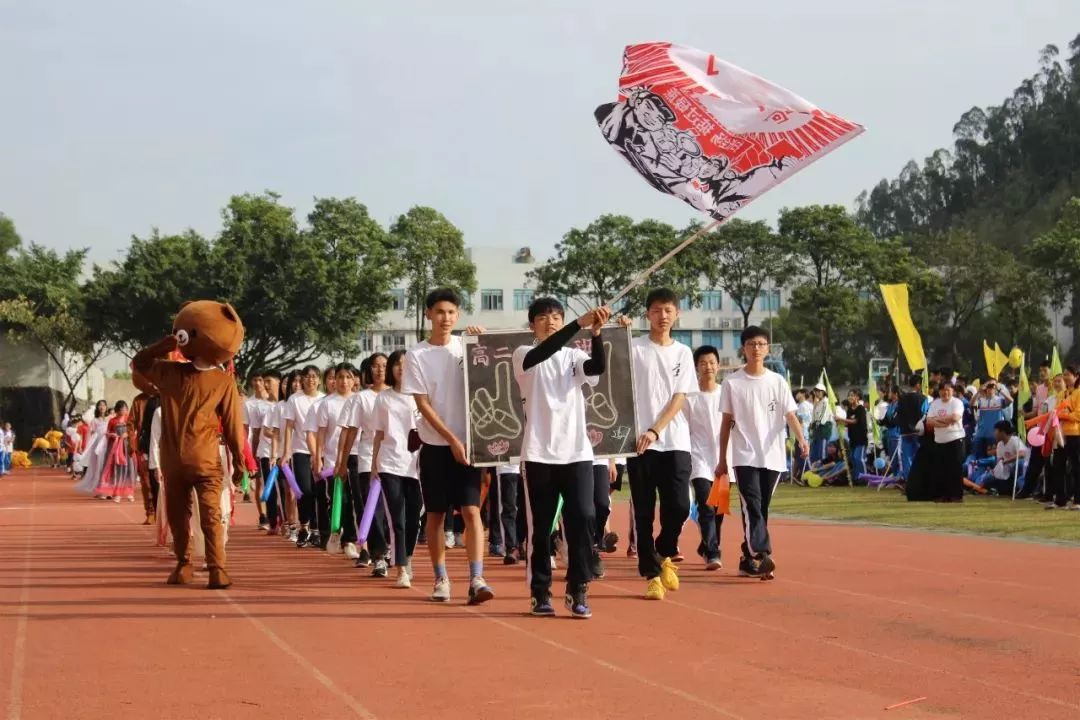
343, 542, 360, 560
431, 577, 451, 602
404, 557, 414, 581
372, 559, 388, 578
326, 534, 342, 554
395, 567, 412, 588
128, 496, 135, 503
444, 531, 455, 549
288, 528, 299, 542
454, 532, 466, 548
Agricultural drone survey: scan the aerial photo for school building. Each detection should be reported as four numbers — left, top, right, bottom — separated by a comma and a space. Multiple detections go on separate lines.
359, 245, 787, 368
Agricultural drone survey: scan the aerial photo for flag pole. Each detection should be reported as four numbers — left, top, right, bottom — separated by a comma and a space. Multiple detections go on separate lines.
606, 219, 723, 307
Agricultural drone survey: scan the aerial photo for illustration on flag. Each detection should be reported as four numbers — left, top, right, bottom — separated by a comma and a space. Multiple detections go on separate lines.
595, 42, 864, 221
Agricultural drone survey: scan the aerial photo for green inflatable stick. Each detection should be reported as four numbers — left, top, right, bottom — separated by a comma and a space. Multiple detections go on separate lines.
330, 475, 344, 534
550, 494, 564, 534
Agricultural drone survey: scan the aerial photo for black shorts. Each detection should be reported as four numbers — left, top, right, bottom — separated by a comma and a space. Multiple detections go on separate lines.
419, 443, 482, 513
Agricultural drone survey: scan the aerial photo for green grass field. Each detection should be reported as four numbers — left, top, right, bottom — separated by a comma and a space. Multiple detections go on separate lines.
767, 485, 1080, 544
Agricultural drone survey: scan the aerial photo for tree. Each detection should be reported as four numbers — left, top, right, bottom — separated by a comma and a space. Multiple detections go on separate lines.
0, 213, 20, 259
1030, 197, 1080, 357
528, 214, 703, 317
691, 218, 795, 328
212, 193, 400, 376
390, 206, 477, 341
0, 296, 109, 415
85, 192, 403, 380
84, 230, 211, 355
777, 205, 878, 371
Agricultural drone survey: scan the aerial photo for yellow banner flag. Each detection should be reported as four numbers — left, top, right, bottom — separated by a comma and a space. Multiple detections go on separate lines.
879, 284, 926, 372
993, 343, 1008, 378
1051, 346, 1063, 378
1019, 356, 1031, 408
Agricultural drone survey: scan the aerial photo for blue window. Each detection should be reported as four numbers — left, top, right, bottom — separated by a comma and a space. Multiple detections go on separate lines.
758, 289, 781, 312
700, 331, 723, 350
702, 291, 722, 311
671, 330, 693, 347
390, 288, 406, 311
679, 297, 692, 311
513, 289, 534, 311
481, 289, 504, 311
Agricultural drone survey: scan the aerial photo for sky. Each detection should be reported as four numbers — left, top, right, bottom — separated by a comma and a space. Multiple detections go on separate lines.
2, 0, 1079, 265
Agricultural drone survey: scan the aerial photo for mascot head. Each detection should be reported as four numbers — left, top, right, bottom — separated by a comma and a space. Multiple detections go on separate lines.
171, 300, 245, 367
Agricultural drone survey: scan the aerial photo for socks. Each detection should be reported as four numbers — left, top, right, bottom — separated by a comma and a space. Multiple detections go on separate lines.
469, 560, 483, 579
434, 564, 447, 580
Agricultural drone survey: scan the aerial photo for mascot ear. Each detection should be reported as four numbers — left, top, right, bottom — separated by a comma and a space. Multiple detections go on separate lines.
178, 301, 193, 310
221, 303, 238, 323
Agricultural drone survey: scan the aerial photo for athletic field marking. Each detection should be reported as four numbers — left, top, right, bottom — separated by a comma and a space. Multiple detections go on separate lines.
7, 478, 35, 720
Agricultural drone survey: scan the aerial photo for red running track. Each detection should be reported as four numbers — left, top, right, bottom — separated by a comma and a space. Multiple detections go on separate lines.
1, 469, 1078, 719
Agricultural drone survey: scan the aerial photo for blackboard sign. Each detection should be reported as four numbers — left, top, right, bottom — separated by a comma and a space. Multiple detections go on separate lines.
462, 326, 638, 467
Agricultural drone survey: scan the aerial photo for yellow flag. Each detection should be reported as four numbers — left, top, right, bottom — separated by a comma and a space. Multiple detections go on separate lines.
983, 340, 995, 379
879, 284, 926, 372
993, 343, 1008, 378
1019, 356, 1031, 408
1051, 346, 1063, 378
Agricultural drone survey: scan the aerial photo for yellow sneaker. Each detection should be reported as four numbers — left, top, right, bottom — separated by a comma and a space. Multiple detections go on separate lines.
645, 576, 666, 600
660, 557, 680, 591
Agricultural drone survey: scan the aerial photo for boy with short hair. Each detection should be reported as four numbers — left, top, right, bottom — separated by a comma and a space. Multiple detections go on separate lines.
401, 288, 494, 604
626, 288, 697, 600
718, 326, 807, 580
513, 298, 609, 618
683, 344, 727, 570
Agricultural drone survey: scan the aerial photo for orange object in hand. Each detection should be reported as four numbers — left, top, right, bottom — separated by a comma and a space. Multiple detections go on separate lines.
707, 474, 731, 515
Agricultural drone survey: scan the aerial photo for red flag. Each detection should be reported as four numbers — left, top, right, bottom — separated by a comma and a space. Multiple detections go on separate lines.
596, 42, 864, 221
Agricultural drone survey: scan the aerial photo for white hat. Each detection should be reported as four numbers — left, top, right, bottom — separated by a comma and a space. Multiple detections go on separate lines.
814, 383, 826, 391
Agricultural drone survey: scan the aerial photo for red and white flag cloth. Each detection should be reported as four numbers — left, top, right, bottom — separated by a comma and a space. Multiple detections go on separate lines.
596, 42, 864, 221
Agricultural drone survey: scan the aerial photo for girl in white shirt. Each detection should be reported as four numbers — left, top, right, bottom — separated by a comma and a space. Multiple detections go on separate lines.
926, 382, 966, 502
371, 350, 423, 588
303, 367, 336, 549
336, 354, 390, 573
310, 364, 353, 553
281, 366, 322, 547
513, 298, 609, 619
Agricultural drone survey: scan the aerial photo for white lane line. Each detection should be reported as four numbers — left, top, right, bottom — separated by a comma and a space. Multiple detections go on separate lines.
7, 476, 36, 720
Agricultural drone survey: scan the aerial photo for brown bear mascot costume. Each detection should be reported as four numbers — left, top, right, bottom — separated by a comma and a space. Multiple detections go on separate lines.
133, 300, 246, 589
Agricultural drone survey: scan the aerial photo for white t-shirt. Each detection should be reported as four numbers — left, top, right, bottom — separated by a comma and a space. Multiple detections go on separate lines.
311, 394, 348, 467
993, 435, 1024, 480
148, 407, 162, 471
256, 401, 279, 459
631, 335, 697, 452
928, 397, 965, 444
719, 368, 797, 473
341, 389, 380, 472
401, 336, 466, 447
373, 389, 420, 478
683, 386, 725, 481
513, 344, 598, 464
283, 393, 321, 456
2, 429, 14, 451
243, 397, 262, 429
796, 399, 813, 440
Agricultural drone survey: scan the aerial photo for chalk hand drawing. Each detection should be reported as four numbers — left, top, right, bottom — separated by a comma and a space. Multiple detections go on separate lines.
583, 340, 618, 429
471, 360, 523, 441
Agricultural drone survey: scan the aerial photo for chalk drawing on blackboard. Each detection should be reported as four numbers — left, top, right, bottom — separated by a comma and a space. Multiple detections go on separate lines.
582, 340, 618, 429
469, 359, 522, 443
